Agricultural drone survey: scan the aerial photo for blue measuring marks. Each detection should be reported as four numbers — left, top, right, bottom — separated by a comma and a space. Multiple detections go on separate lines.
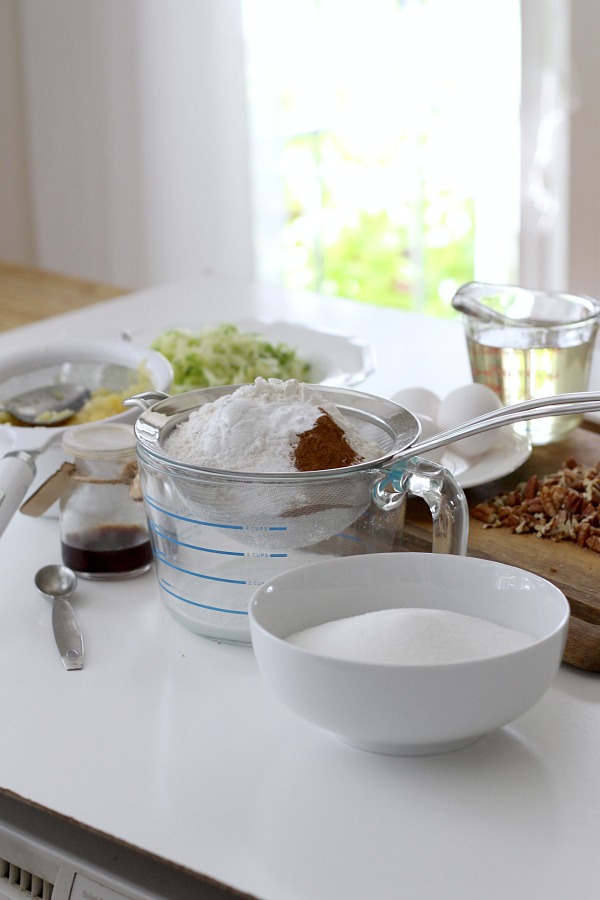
145, 495, 289, 616
144, 494, 288, 536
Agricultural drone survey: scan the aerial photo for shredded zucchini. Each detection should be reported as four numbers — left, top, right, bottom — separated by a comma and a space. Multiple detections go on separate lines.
151, 323, 312, 393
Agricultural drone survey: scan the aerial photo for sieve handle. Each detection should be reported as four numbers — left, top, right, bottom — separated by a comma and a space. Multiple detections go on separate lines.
373, 457, 468, 555
124, 391, 170, 411
391, 391, 600, 461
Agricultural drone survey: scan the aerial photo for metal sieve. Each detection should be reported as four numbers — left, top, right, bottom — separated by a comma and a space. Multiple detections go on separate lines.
132, 385, 420, 551
130, 384, 600, 548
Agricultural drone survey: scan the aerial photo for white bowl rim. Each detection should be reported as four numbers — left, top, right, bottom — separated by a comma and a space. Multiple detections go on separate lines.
0, 339, 173, 443
0, 338, 172, 377
249, 552, 571, 670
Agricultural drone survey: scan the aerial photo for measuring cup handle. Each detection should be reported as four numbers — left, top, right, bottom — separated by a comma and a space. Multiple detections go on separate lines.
373, 457, 469, 555
0, 451, 37, 539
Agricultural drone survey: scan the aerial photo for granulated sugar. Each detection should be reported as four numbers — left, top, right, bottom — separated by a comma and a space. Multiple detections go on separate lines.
163, 378, 379, 472
286, 608, 535, 664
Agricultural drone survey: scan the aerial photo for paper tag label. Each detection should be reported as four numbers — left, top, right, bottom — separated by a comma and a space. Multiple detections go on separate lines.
19, 462, 76, 517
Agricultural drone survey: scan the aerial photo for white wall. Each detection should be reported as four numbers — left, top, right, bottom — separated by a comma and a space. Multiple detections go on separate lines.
519, 0, 570, 292
1, 0, 255, 289
0, 0, 35, 265
567, 0, 600, 297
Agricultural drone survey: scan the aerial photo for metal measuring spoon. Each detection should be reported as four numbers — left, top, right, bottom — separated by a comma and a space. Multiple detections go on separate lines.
1, 383, 90, 425
34, 565, 84, 670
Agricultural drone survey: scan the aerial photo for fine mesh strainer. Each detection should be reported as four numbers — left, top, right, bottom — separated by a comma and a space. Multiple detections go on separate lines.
131, 384, 600, 551
133, 385, 420, 550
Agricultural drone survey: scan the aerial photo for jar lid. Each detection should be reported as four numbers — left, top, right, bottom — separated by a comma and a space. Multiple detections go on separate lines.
62, 423, 136, 460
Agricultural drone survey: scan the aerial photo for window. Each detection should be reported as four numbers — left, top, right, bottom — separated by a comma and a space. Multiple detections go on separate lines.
10, 0, 581, 300
243, 0, 522, 316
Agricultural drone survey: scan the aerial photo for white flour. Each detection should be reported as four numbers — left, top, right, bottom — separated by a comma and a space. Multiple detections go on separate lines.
163, 378, 378, 472
286, 608, 535, 664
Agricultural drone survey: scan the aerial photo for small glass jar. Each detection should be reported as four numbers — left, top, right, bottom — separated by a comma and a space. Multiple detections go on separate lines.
60, 423, 153, 579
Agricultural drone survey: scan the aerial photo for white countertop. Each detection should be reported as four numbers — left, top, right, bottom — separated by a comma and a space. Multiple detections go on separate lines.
0, 277, 599, 900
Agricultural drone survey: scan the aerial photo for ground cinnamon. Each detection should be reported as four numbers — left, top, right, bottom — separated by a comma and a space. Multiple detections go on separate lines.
294, 408, 361, 471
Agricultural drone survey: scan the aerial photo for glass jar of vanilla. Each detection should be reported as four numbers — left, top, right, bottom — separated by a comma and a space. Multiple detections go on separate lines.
59, 423, 153, 579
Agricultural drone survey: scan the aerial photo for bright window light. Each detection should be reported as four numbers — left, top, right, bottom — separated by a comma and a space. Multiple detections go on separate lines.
243, 0, 521, 316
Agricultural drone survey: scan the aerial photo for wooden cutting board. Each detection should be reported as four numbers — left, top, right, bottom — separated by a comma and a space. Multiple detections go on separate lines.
402, 423, 600, 672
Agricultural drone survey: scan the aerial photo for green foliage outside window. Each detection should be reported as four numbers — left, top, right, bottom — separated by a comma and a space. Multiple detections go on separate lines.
282, 131, 475, 318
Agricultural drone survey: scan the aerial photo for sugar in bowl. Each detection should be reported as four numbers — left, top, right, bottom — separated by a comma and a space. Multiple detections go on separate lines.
60, 423, 153, 579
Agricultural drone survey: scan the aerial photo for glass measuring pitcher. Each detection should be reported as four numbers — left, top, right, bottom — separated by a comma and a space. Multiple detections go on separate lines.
132, 386, 469, 645
452, 282, 600, 444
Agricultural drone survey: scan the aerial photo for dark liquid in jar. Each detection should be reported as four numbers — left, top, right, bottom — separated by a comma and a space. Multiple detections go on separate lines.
62, 524, 153, 575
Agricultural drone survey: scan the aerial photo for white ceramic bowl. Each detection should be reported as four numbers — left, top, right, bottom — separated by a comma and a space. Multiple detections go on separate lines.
0, 339, 172, 414
0, 339, 173, 505
249, 553, 569, 756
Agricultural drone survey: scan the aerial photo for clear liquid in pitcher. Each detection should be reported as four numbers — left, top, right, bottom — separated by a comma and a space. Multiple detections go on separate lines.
467, 326, 594, 444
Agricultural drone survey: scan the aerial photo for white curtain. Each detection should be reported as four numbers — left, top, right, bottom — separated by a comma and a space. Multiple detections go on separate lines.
8, 0, 254, 289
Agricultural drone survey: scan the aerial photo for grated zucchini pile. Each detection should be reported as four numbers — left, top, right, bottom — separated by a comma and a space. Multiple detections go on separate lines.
151, 323, 312, 393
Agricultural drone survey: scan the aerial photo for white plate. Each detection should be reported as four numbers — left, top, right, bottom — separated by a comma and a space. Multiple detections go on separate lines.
130, 318, 376, 388
440, 427, 532, 488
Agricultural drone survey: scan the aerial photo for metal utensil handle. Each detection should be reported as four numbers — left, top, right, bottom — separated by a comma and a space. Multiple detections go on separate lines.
0, 452, 37, 539
52, 597, 84, 670
393, 391, 600, 461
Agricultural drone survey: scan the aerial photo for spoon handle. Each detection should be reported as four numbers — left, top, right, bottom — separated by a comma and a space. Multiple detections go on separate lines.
52, 598, 84, 670
393, 391, 600, 461
0, 452, 37, 539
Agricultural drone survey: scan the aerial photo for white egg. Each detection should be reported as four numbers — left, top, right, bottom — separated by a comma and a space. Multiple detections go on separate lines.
413, 414, 444, 463
437, 383, 502, 459
391, 386, 441, 421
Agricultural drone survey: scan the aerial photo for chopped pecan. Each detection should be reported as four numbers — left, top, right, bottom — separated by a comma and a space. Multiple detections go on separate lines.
502, 513, 522, 529
471, 503, 498, 524
514, 518, 536, 534
471, 457, 600, 554
564, 490, 584, 515
498, 505, 519, 520
576, 521, 592, 547
585, 534, 600, 553
540, 485, 558, 517
524, 475, 538, 499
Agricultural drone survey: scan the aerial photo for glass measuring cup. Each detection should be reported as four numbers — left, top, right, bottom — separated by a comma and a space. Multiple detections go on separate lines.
452, 282, 600, 444
131, 386, 469, 645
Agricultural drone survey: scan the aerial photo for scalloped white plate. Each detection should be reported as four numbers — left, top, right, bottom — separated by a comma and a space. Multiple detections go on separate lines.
131, 318, 376, 388
441, 427, 532, 488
